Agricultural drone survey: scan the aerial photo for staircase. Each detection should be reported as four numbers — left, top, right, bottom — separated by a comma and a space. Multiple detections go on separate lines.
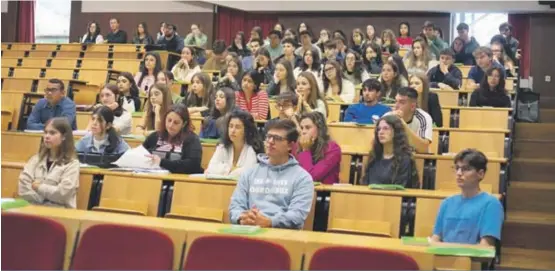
498, 123, 555, 270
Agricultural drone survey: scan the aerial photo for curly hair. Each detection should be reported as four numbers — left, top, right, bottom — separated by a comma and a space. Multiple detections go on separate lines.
221, 109, 264, 154
299, 111, 330, 162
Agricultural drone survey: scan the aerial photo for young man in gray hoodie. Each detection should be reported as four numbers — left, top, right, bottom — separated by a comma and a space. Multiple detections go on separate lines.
229, 119, 314, 229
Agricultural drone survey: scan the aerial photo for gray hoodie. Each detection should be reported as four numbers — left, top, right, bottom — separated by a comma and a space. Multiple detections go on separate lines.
229, 154, 314, 229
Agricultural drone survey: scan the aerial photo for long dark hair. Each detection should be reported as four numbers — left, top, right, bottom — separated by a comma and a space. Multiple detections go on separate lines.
99, 84, 124, 117
136, 22, 150, 37
117, 72, 140, 99
362, 42, 383, 70
138, 52, 162, 88
480, 66, 507, 94
230, 31, 247, 52
204, 87, 236, 133
398, 21, 411, 37
255, 47, 273, 69
39, 118, 76, 165
276, 59, 296, 91
86, 21, 101, 41
91, 106, 121, 154
342, 50, 363, 83
299, 112, 330, 162
186, 72, 214, 108
389, 54, 409, 80
158, 103, 193, 146
323, 60, 345, 95
299, 48, 321, 73
221, 110, 264, 154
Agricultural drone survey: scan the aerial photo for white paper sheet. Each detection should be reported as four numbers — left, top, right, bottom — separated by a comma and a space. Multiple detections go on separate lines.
112, 145, 163, 169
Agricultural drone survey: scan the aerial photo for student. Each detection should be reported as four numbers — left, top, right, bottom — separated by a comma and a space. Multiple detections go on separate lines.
155, 70, 182, 104
467, 47, 505, 90
143, 104, 203, 174
333, 36, 348, 62
253, 47, 275, 85
229, 119, 314, 229
27, 79, 77, 130
322, 40, 339, 65
404, 37, 438, 74
365, 25, 382, 46
203, 40, 228, 71
274, 38, 302, 69
491, 42, 516, 78
380, 29, 399, 57
116, 72, 142, 113
243, 38, 263, 71
409, 73, 443, 127
469, 67, 511, 108
76, 106, 130, 155
185, 73, 214, 117
422, 21, 447, 60
18, 118, 79, 208
236, 70, 269, 120
396, 22, 412, 49
297, 22, 312, 37
227, 31, 252, 58
427, 48, 463, 90
156, 22, 166, 41
205, 110, 264, 178
295, 30, 322, 59
431, 149, 504, 245
200, 87, 237, 139
216, 57, 243, 91
360, 115, 419, 188
265, 91, 299, 133
184, 24, 208, 48
342, 50, 369, 86
350, 28, 365, 55
389, 54, 409, 81
264, 30, 284, 61
273, 22, 285, 34
450, 37, 473, 65
499, 22, 519, 56
296, 72, 328, 117
248, 26, 264, 46
295, 112, 341, 184
156, 23, 185, 55
132, 22, 155, 45
171, 47, 202, 84
379, 61, 408, 100
315, 28, 331, 53
268, 59, 296, 96
323, 60, 355, 103
388, 87, 433, 153
434, 26, 444, 41
91, 84, 132, 134
106, 18, 127, 44
283, 28, 299, 45
293, 48, 323, 91
362, 42, 383, 75
455, 23, 480, 65
134, 52, 162, 93
136, 83, 173, 135
81, 21, 103, 44
344, 79, 391, 124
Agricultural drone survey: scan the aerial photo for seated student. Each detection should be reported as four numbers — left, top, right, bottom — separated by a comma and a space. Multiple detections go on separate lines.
205, 110, 264, 178
134, 52, 162, 93
200, 87, 236, 139
343, 50, 370, 86
365, 24, 382, 47
81, 21, 104, 44
274, 38, 302, 69
91, 84, 132, 135
156, 70, 182, 104
427, 48, 463, 90
396, 22, 413, 49
265, 91, 299, 133
236, 70, 269, 121
422, 21, 448, 60
360, 115, 419, 187
203, 40, 228, 71
380, 29, 399, 58
470, 67, 511, 108
293, 48, 324, 91
333, 36, 348, 62
267, 59, 296, 96
350, 28, 365, 55
403, 37, 438, 74
215, 57, 243, 91
184, 24, 208, 48
27, 79, 77, 131
344, 79, 391, 124
18, 118, 79, 208
362, 42, 383, 75
294, 112, 341, 184
171, 47, 202, 84
389, 54, 409, 80
156, 23, 185, 56
409, 73, 443, 127
253, 47, 275, 85
228, 31, 252, 58
491, 42, 516, 78
296, 72, 328, 117
379, 60, 408, 100
117, 72, 141, 113
106, 18, 127, 44
431, 149, 504, 246
387, 87, 433, 153
76, 106, 130, 155
242, 38, 263, 71
322, 40, 339, 65
132, 22, 155, 45
185, 73, 214, 117
295, 30, 322, 59
143, 104, 203, 174
467, 47, 505, 90
264, 30, 284, 61
451, 37, 474, 65
136, 83, 173, 135
323, 60, 356, 103
229, 119, 314, 229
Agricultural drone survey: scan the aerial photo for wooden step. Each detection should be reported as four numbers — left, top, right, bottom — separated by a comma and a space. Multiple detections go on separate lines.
507, 182, 555, 213
510, 158, 555, 182
513, 139, 555, 159
502, 211, 555, 250
498, 247, 555, 270
515, 123, 555, 140
540, 109, 555, 123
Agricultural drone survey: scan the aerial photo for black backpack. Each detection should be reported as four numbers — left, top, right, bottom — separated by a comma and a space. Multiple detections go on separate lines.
516, 88, 540, 123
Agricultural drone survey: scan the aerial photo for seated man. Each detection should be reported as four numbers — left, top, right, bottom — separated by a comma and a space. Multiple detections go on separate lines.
467, 47, 505, 90
431, 149, 504, 246
274, 38, 302, 69
229, 119, 314, 229
295, 30, 322, 59
156, 23, 184, 54
242, 38, 263, 71
264, 30, 284, 61
203, 40, 227, 71
344, 79, 391, 124
427, 48, 463, 90
27, 79, 77, 130
105, 18, 127, 44
264, 91, 299, 135
387, 87, 433, 153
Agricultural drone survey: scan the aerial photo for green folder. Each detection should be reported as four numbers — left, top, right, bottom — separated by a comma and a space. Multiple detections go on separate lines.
131, 112, 144, 117
368, 184, 406, 190
427, 246, 495, 258
1, 198, 30, 210
200, 138, 220, 144
218, 225, 267, 235
313, 182, 322, 186
402, 236, 430, 246
122, 134, 146, 140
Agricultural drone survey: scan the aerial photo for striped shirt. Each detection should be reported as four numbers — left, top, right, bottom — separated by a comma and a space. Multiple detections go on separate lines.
235, 90, 269, 120
406, 108, 433, 141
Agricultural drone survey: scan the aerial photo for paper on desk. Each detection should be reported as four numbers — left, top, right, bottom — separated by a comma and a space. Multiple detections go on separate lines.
23, 129, 44, 134
73, 130, 90, 136
112, 145, 162, 169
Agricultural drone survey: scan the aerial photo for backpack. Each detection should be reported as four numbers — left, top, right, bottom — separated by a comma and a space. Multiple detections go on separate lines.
516, 88, 540, 123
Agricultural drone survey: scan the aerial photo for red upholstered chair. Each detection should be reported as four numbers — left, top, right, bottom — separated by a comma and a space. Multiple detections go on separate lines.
183, 235, 291, 270
71, 224, 174, 270
309, 246, 420, 270
1, 212, 67, 270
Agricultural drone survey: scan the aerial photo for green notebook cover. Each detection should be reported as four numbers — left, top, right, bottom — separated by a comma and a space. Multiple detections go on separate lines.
218, 225, 267, 235
369, 184, 406, 190
1, 198, 30, 210
131, 112, 144, 117
313, 182, 322, 186
427, 246, 495, 258
200, 138, 220, 144
122, 134, 146, 140
402, 236, 430, 246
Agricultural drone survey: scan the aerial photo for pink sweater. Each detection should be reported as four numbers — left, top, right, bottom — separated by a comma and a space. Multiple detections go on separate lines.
294, 140, 342, 184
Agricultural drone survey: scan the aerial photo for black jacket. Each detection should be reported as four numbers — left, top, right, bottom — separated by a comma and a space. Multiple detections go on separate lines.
427, 92, 443, 127
427, 64, 463, 90
469, 89, 511, 108
142, 131, 203, 174
106, 30, 128, 44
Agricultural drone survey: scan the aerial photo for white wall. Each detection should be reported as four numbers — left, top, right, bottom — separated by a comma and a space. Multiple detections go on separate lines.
82, 0, 213, 13
1, 0, 8, 13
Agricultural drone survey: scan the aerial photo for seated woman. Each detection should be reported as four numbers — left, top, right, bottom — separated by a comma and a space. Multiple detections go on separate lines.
136, 83, 173, 135
227, 31, 252, 58
200, 87, 236, 139
380, 29, 399, 58
362, 42, 383, 75
296, 72, 328, 117
171, 46, 202, 84
379, 60, 408, 100
342, 50, 369, 86
293, 48, 323, 91
403, 38, 438, 74
409, 73, 443, 127
360, 115, 419, 188
91, 84, 132, 135
470, 67, 511, 108
215, 57, 243, 91
134, 52, 162, 93
143, 104, 203, 174
18, 118, 79, 208
117, 72, 141, 113
185, 72, 214, 117
451, 37, 474, 65
81, 21, 104, 44
205, 110, 264, 178
132, 22, 155, 45
76, 106, 130, 155
323, 60, 355, 103
253, 47, 275, 85
156, 70, 182, 104
267, 59, 296, 96
235, 70, 269, 120
294, 112, 341, 184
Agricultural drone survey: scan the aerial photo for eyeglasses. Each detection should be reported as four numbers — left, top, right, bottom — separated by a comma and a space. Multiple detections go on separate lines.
43, 88, 60, 94
452, 165, 474, 173
265, 134, 286, 142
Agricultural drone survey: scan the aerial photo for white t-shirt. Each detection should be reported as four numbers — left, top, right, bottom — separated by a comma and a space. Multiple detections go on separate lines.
406, 108, 433, 141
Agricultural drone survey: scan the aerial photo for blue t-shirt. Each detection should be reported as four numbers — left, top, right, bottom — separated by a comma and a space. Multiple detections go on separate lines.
467, 61, 505, 84
433, 192, 504, 244
343, 103, 392, 124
